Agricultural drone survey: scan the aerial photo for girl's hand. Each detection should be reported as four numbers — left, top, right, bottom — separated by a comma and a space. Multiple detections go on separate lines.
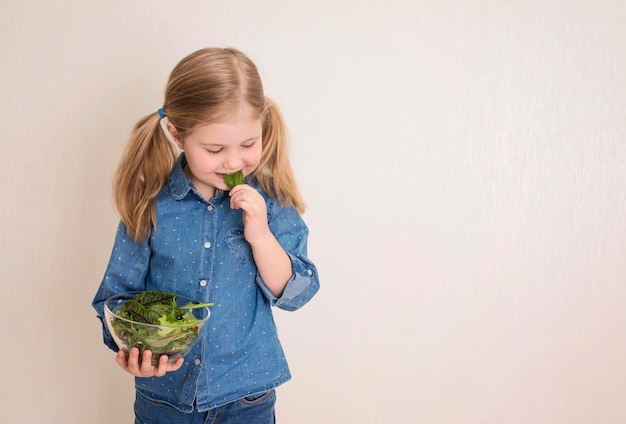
116, 348, 184, 378
229, 184, 270, 243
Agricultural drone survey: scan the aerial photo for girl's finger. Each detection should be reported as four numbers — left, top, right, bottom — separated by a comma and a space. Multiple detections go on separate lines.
115, 349, 128, 369
126, 347, 141, 373
170, 357, 184, 371
155, 354, 169, 377
140, 350, 154, 376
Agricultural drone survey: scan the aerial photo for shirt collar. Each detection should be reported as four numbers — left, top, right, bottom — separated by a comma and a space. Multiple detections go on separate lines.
169, 153, 193, 200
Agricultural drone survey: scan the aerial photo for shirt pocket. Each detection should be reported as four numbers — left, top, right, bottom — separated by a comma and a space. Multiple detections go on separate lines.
225, 227, 254, 264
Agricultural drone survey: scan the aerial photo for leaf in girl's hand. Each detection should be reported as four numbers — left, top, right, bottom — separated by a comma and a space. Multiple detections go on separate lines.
224, 170, 245, 189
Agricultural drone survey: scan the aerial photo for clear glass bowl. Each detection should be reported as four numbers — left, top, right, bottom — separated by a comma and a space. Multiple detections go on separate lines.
104, 291, 211, 366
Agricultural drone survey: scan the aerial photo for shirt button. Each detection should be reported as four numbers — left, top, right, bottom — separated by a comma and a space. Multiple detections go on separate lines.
204, 242, 211, 249
200, 280, 207, 287
307, 269, 313, 276
194, 359, 201, 366
207, 205, 214, 211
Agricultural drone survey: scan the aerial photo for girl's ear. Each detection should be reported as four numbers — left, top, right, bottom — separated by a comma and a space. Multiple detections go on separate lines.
166, 121, 184, 150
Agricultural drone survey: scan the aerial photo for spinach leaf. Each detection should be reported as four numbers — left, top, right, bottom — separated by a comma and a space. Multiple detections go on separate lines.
224, 170, 245, 189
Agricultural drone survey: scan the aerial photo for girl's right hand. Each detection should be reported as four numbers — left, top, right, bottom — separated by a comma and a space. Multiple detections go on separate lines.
116, 348, 184, 377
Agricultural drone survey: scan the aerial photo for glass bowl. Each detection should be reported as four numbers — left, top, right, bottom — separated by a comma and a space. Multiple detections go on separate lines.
104, 291, 211, 366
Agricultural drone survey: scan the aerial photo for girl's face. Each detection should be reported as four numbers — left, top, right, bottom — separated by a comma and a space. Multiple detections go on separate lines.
171, 105, 263, 200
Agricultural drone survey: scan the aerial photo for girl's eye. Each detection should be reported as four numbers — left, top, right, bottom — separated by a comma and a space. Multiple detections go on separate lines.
207, 149, 222, 154
243, 142, 256, 148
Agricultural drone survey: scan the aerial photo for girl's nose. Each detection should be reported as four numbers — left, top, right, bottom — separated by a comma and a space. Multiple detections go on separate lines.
223, 156, 243, 171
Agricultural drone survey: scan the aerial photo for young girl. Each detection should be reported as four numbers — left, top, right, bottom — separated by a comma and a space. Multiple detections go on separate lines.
92, 47, 319, 423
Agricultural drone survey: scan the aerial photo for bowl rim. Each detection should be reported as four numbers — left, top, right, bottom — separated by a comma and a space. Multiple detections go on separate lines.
104, 291, 211, 329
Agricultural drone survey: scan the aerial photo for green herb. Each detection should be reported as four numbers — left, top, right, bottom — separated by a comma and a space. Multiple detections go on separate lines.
224, 170, 245, 189
110, 290, 212, 361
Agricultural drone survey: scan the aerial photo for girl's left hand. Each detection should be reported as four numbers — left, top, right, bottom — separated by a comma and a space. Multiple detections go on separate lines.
229, 184, 270, 243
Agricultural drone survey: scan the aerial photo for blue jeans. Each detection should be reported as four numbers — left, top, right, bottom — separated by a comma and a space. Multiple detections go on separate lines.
134, 390, 276, 424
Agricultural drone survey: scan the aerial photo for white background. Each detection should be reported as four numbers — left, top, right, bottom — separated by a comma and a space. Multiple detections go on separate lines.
2, 1, 625, 423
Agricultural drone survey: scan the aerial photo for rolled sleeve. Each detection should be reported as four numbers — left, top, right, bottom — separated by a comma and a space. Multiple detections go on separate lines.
256, 252, 320, 311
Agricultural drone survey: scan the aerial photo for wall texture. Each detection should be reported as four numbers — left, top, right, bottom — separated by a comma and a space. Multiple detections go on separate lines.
1, 1, 625, 423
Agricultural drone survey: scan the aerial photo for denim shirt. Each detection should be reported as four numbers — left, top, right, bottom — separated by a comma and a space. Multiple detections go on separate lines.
92, 154, 319, 412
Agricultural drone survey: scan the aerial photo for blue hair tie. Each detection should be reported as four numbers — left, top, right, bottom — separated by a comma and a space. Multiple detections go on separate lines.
157, 108, 166, 118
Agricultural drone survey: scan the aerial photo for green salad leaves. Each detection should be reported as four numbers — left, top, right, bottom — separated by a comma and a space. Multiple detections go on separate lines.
224, 170, 245, 189
110, 291, 212, 362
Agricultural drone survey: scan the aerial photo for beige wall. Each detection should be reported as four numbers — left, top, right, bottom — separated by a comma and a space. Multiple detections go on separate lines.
2, 1, 625, 423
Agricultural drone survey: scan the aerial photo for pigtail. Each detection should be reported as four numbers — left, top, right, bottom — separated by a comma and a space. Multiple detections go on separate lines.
113, 112, 178, 241
255, 97, 306, 214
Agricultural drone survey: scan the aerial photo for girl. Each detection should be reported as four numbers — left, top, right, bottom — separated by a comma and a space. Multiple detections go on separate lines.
92, 47, 319, 423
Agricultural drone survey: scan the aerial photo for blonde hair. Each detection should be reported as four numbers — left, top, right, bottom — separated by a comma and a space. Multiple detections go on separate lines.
114, 47, 305, 242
